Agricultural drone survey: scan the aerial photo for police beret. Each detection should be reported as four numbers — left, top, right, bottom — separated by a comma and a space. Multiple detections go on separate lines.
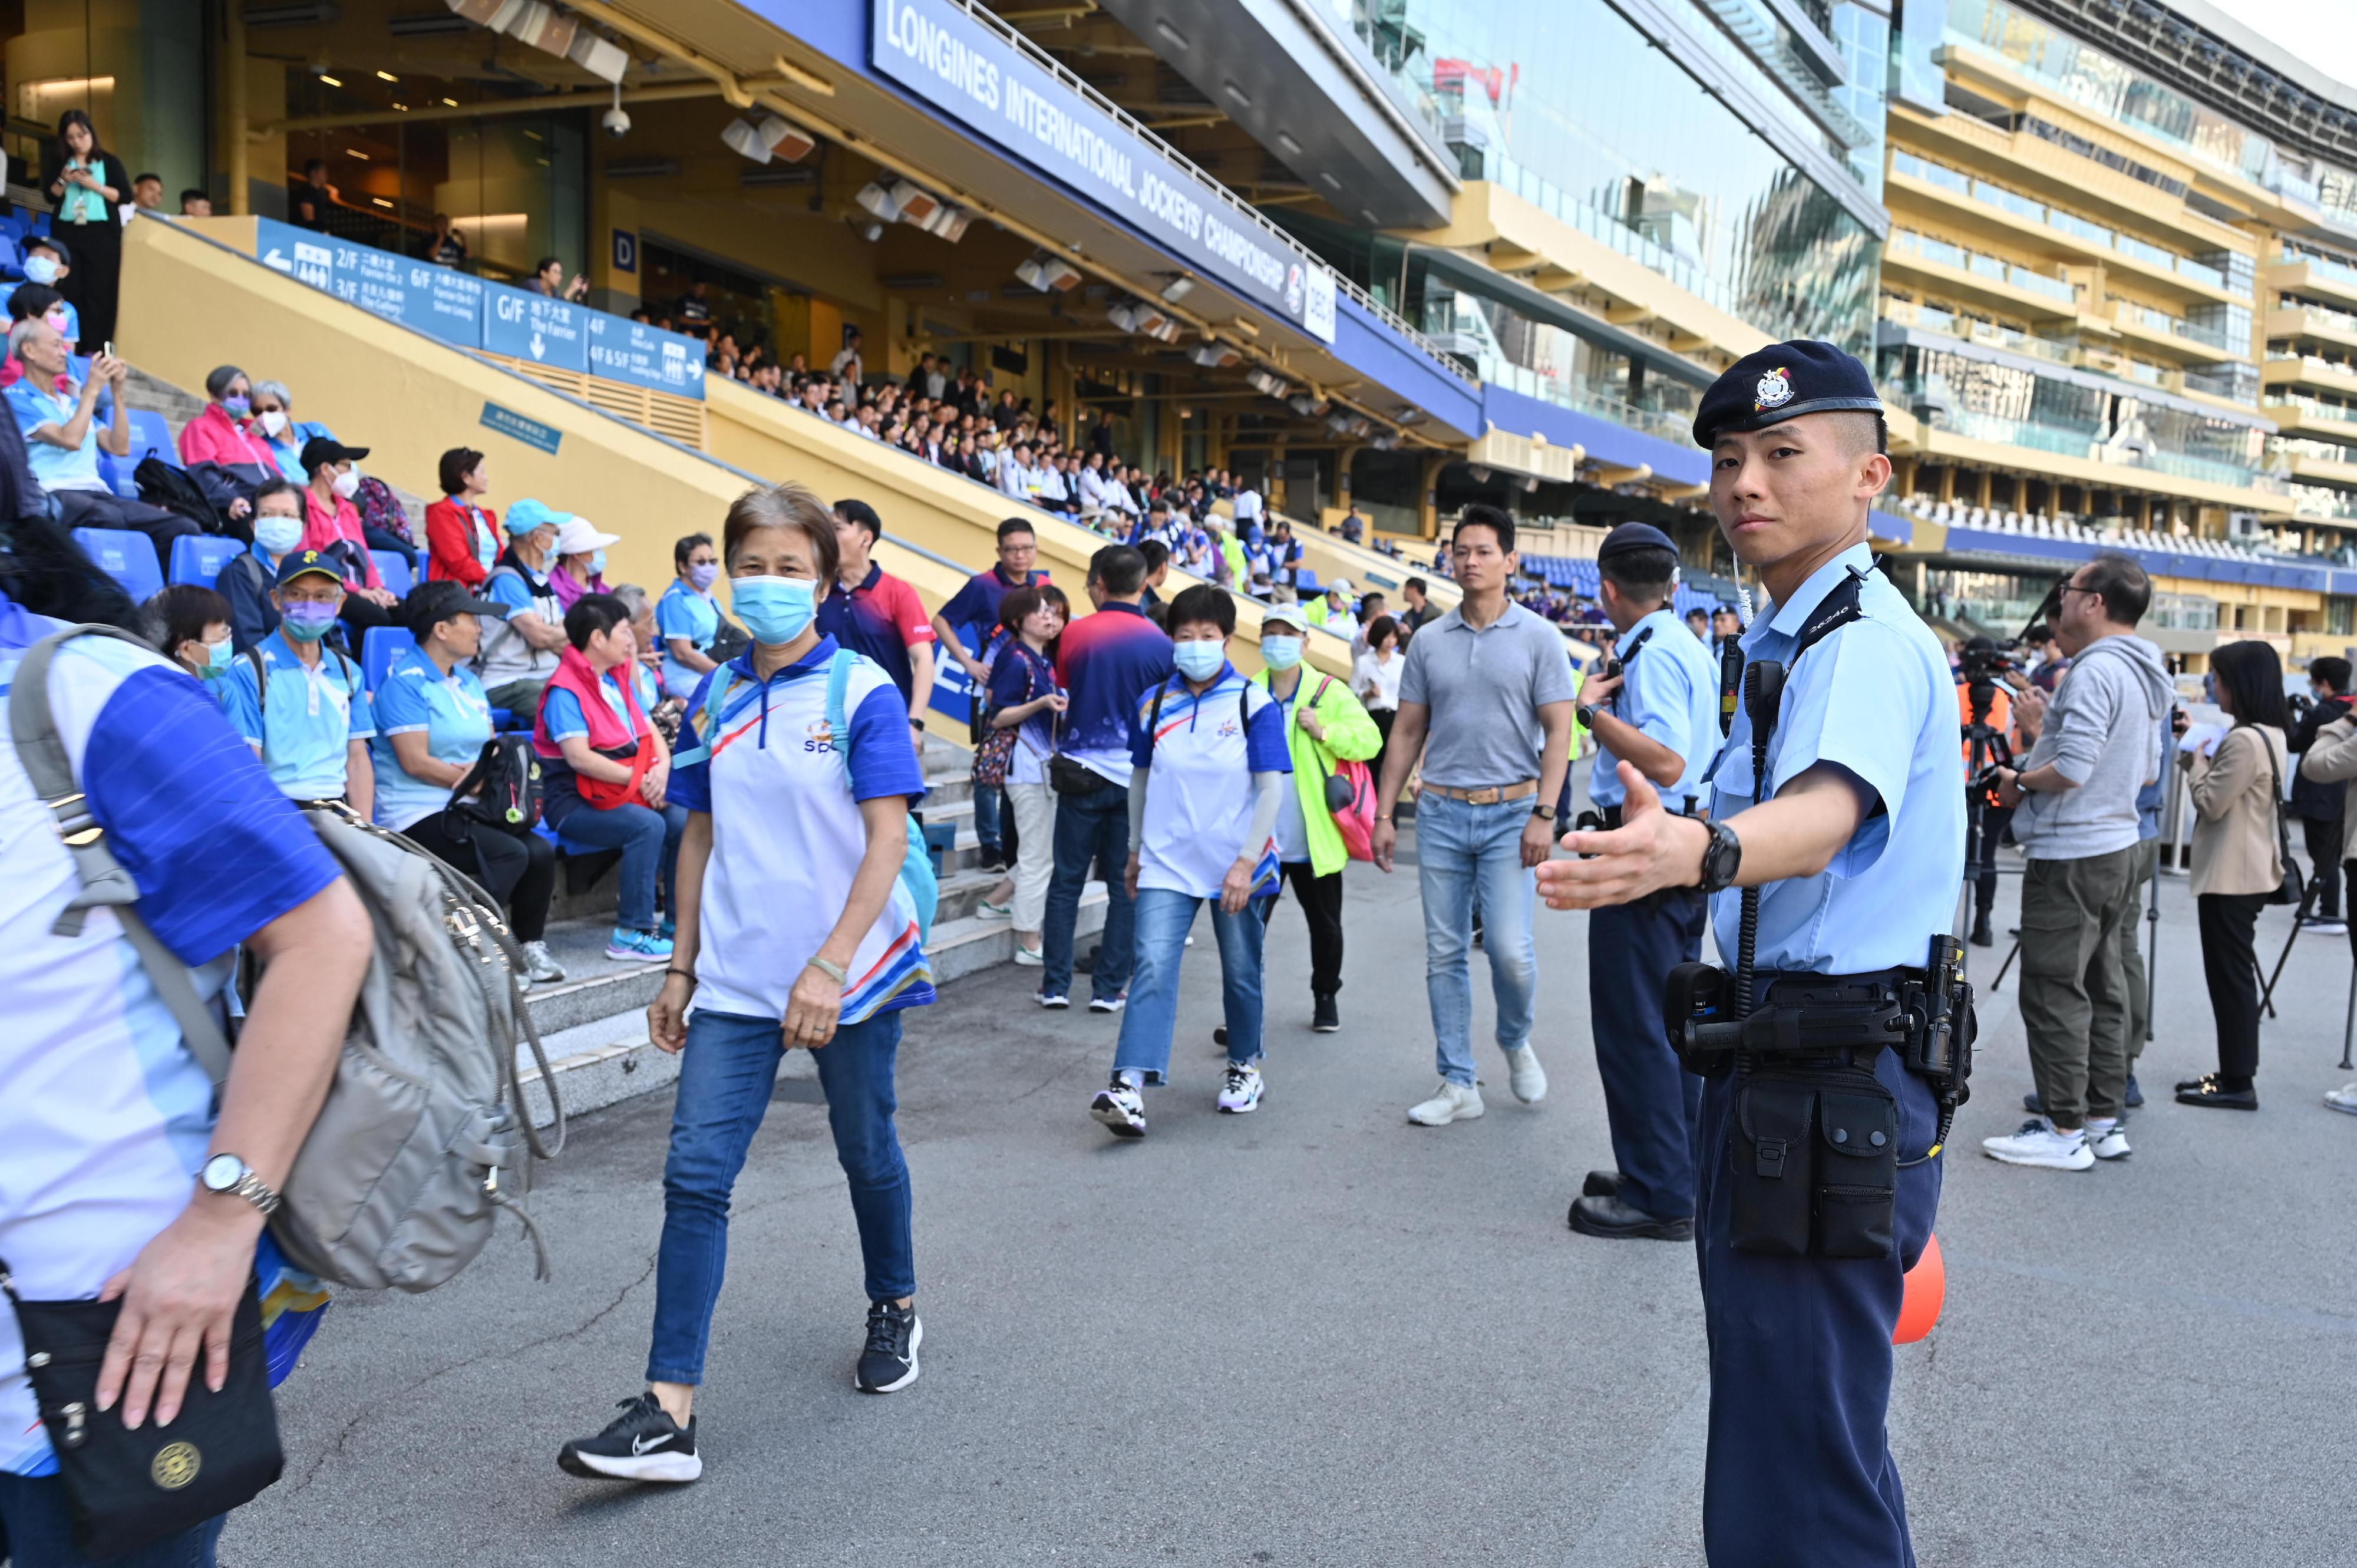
1691, 339, 1882, 448
1597, 521, 1678, 562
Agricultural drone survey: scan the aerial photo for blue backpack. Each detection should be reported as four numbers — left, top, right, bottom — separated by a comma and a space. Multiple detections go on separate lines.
682, 649, 938, 942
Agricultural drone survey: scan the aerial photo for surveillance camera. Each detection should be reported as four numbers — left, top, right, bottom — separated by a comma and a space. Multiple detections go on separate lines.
601, 105, 632, 138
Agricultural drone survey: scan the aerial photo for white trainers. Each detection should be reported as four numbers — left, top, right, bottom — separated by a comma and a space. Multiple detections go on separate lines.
1505, 1045, 1547, 1104
520, 939, 566, 984
2326, 1081, 2357, 1116
2087, 1117, 2131, 1161
1217, 1061, 1263, 1114
1407, 1080, 1485, 1126
1982, 1117, 2094, 1171
1090, 1082, 1146, 1138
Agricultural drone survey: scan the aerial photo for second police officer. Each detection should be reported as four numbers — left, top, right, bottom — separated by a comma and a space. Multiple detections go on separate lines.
1539, 340, 1969, 1567
1567, 520, 1723, 1242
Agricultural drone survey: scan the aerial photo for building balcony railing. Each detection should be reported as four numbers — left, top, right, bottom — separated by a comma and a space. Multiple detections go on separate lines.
2267, 353, 2357, 391
1887, 150, 2243, 296
1889, 299, 2077, 364
1923, 404, 2274, 490
2291, 484, 2357, 522
2269, 396, 2357, 428
1889, 229, 2078, 305
2281, 248, 2357, 292
2111, 299, 2232, 352
1480, 154, 1748, 326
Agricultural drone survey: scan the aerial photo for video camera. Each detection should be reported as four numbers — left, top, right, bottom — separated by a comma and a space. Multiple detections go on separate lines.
1957, 641, 2020, 685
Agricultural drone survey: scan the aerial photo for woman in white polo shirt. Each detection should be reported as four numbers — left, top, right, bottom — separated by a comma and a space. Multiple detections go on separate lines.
557, 482, 935, 1487
1089, 584, 1290, 1138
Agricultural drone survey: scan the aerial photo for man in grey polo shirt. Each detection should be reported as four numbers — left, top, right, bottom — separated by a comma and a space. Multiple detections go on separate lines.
1372, 503, 1579, 1126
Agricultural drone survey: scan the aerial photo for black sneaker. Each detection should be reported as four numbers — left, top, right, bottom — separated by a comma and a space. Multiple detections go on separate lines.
557, 1392, 701, 1483
856, 1301, 922, 1393
2124, 1073, 2144, 1109
1969, 913, 1993, 948
1312, 994, 1339, 1032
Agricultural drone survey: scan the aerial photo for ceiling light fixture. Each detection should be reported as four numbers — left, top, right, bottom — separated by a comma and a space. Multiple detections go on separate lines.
318, 73, 343, 87
376, 70, 400, 82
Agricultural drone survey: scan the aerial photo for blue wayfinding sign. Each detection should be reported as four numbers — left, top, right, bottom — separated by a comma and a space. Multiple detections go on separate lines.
250, 219, 705, 399
481, 401, 563, 454
586, 313, 708, 397
482, 282, 587, 373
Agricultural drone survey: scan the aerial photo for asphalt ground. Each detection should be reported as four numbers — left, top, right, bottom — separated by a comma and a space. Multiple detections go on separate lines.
229, 821, 2355, 1567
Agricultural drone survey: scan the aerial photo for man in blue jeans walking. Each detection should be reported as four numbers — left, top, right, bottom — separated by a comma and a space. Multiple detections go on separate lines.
1369, 504, 1577, 1126
1038, 545, 1172, 1012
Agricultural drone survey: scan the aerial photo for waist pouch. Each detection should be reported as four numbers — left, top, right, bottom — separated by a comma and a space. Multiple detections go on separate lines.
1726, 1066, 1899, 1259
2, 1270, 283, 1558
1048, 754, 1111, 796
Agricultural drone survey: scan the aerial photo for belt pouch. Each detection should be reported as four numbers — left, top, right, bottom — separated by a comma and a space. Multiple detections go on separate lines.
1728, 1075, 1817, 1255
1814, 1082, 1900, 1259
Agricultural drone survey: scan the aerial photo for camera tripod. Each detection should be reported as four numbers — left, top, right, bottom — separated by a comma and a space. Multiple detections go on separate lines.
2256, 818, 2356, 1070
1955, 674, 2015, 983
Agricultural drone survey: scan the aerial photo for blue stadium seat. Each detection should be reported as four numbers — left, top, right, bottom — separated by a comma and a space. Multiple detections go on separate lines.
0, 235, 21, 282
126, 409, 179, 468
96, 446, 140, 498
361, 625, 416, 691
31, 210, 51, 236
168, 534, 243, 588
370, 550, 415, 598
72, 527, 164, 600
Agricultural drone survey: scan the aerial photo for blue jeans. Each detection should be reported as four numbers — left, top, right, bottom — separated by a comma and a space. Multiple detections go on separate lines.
1040, 781, 1134, 1002
1414, 794, 1538, 1086
0, 1471, 225, 1567
552, 798, 686, 929
972, 781, 1005, 860
646, 1008, 913, 1387
1113, 886, 1266, 1081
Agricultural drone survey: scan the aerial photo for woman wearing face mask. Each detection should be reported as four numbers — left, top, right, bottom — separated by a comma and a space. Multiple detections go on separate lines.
149, 583, 237, 697
978, 585, 1069, 963
220, 478, 311, 652
179, 364, 279, 469
548, 515, 618, 612
247, 378, 333, 484
556, 483, 936, 1486
1088, 585, 1292, 1139
42, 110, 127, 346
657, 531, 724, 700
1249, 602, 1379, 1035
0, 284, 70, 390
425, 446, 501, 587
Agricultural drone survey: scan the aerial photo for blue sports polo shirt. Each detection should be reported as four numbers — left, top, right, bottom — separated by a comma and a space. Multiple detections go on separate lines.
1054, 598, 1172, 788
220, 630, 375, 800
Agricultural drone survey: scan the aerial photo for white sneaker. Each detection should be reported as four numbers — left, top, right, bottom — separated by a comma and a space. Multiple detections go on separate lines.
2087, 1118, 2131, 1161
1407, 1080, 1485, 1126
2300, 916, 2348, 936
1505, 1045, 1547, 1104
2325, 1081, 2357, 1116
1217, 1061, 1263, 1114
1982, 1117, 2094, 1171
1090, 1081, 1146, 1137
521, 939, 566, 984
1089, 995, 1126, 1015
1013, 945, 1043, 967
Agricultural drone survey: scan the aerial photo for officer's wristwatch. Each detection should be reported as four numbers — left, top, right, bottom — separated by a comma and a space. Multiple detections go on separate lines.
1576, 704, 1599, 731
198, 1153, 282, 1217
1530, 802, 1557, 822
1696, 819, 1742, 894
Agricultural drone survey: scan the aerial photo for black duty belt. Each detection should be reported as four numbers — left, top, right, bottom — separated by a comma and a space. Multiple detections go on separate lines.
1592, 798, 1699, 831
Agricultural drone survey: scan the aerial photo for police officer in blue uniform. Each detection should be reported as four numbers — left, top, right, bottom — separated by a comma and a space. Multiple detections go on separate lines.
1539, 340, 1969, 1567
1567, 520, 1724, 1242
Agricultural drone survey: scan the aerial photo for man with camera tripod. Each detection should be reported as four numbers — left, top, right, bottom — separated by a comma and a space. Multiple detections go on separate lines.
1981, 554, 2171, 1171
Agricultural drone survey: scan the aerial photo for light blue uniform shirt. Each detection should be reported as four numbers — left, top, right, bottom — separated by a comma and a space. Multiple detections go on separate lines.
656, 580, 721, 701
220, 630, 376, 801
1590, 605, 1721, 811
5, 378, 111, 493
1707, 544, 1964, 975
369, 648, 494, 831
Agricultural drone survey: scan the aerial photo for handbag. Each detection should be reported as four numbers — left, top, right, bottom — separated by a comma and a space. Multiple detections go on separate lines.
1300, 676, 1377, 860
973, 647, 1038, 788
2256, 727, 2306, 907
2, 1264, 284, 1559
444, 733, 543, 839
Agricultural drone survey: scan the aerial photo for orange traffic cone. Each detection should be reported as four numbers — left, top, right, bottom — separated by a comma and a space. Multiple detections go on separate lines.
1893, 1232, 1945, 1344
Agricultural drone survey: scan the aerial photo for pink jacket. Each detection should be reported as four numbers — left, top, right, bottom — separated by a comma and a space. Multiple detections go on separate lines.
302, 487, 383, 590
177, 402, 279, 470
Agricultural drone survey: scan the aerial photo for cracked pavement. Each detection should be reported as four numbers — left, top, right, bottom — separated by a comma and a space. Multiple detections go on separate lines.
233, 833, 2355, 1566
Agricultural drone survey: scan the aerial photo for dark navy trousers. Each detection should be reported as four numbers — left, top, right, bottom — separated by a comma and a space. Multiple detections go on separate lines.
1587, 890, 1707, 1219
1694, 1047, 1943, 1567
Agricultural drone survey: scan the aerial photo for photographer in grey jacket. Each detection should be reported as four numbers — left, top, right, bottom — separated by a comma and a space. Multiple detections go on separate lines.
1981, 553, 2173, 1171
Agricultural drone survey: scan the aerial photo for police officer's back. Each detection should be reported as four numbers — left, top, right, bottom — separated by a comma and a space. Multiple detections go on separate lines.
1539, 341, 1968, 1567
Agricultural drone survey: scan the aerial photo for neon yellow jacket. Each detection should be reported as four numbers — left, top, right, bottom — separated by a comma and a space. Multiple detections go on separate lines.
1250, 664, 1381, 877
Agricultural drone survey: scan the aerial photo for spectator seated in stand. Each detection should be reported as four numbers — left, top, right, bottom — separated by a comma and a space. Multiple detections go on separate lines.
147, 580, 235, 693
478, 497, 569, 718
247, 378, 334, 484
424, 445, 501, 587
6, 323, 196, 576
0, 284, 67, 390
371, 579, 566, 986
177, 364, 280, 476
547, 514, 618, 612
295, 435, 398, 641
219, 477, 307, 653
220, 549, 376, 815
19, 237, 75, 345
533, 591, 685, 965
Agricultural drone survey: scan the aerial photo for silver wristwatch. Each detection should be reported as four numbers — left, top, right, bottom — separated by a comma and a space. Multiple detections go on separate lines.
199, 1153, 282, 1217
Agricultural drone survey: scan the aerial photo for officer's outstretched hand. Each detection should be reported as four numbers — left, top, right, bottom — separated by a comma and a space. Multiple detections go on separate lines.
1537, 762, 1708, 911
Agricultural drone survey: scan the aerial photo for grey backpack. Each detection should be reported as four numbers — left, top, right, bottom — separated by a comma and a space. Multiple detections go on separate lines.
8, 624, 565, 1292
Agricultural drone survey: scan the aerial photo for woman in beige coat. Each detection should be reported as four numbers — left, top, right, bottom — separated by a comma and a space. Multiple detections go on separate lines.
2300, 702, 2357, 1114
2174, 639, 2290, 1110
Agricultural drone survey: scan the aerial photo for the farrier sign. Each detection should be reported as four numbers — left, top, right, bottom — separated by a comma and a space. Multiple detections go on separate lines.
872, 0, 1336, 344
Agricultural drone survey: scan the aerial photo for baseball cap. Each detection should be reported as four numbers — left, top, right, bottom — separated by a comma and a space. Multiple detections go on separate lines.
1262, 603, 1310, 631
297, 435, 369, 473
272, 549, 344, 588
503, 497, 571, 537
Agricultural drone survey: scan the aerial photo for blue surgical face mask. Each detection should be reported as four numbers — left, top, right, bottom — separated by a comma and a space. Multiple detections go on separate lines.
732, 575, 816, 646
689, 560, 718, 591
197, 636, 233, 677
222, 394, 251, 417
1259, 634, 1303, 671
589, 549, 607, 578
253, 513, 303, 556
1172, 639, 1225, 682
279, 599, 339, 642
22, 255, 58, 285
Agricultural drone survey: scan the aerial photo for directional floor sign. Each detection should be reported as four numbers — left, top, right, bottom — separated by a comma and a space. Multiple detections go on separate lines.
481, 280, 587, 373
255, 217, 483, 348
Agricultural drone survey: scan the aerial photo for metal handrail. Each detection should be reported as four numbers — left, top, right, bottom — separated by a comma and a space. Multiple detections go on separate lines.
942, 0, 1477, 386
